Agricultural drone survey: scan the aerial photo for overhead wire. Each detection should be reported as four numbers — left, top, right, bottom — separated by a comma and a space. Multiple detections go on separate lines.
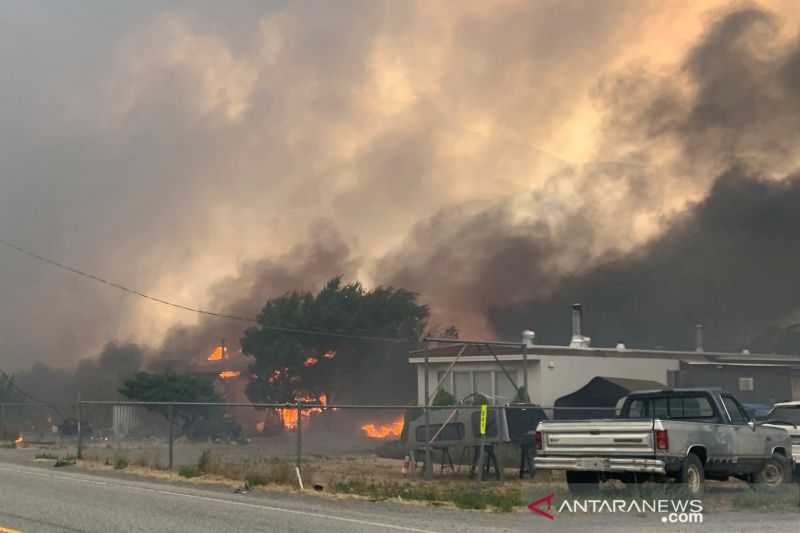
0, 238, 411, 344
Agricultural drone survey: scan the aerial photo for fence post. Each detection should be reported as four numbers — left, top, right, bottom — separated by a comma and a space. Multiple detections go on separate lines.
0, 403, 5, 441
168, 404, 175, 470
76, 393, 83, 459
295, 402, 302, 474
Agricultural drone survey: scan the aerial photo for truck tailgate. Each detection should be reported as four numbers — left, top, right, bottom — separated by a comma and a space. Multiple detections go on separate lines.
539, 419, 655, 456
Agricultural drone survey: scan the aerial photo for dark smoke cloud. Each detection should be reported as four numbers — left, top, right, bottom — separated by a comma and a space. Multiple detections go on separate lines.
491, 167, 800, 351
381, 5, 800, 352
12, 341, 147, 413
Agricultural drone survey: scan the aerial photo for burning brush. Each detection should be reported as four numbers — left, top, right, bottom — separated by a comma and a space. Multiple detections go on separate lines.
361, 417, 404, 439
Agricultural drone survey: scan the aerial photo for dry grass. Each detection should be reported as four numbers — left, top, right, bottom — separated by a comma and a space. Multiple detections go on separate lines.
70, 449, 800, 514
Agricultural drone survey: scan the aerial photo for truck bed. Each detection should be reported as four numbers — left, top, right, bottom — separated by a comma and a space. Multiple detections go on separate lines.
538, 419, 656, 456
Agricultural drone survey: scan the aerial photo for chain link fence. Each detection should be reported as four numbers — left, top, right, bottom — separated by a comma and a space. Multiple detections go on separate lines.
0, 402, 68, 444
71, 401, 620, 486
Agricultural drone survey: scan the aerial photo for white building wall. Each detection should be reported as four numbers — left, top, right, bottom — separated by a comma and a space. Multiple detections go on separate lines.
531, 355, 679, 407
415, 354, 679, 407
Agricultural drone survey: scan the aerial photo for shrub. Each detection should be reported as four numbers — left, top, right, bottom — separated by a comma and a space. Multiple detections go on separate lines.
245, 472, 270, 487
114, 457, 129, 470
178, 465, 201, 478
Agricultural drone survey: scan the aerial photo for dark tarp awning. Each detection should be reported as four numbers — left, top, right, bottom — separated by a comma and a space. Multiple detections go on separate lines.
554, 376, 665, 420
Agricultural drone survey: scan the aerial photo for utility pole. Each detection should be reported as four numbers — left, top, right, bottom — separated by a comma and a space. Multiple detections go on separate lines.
423, 343, 432, 481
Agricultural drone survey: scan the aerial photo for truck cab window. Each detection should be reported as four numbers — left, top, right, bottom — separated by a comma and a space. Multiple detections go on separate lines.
722, 396, 748, 424
626, 398, 648, 418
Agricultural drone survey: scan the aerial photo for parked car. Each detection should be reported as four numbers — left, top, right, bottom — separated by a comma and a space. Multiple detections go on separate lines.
742, 402, 773, 420
534, 387, 792, 496
762, 400, 800, 478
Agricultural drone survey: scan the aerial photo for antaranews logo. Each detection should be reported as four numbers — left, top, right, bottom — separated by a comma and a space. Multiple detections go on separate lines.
528, 494, 704, 524
527, 494, 556, 521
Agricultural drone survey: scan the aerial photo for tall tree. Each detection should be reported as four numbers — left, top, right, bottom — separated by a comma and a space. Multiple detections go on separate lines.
241, 277, 429, 404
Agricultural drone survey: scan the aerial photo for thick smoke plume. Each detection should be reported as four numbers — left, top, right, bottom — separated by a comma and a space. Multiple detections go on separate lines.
385, 5, 800, 352
2, 2, 800, 391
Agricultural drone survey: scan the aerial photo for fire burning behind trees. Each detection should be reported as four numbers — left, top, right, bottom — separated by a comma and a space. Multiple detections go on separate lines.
276, 393, 328, 430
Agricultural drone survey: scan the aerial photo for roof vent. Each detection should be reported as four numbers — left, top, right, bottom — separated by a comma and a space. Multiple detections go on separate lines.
569, 303, 591, 348
695, 324, 704, 352
521, 330, 535, 348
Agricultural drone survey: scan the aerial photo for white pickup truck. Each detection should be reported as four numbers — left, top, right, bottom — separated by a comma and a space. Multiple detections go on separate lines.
762, 400, 800, 478
534, 388, 793, 496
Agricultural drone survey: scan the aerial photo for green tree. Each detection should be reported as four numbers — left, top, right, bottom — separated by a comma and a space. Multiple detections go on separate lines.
119, 372, 222, 437
241, 277, 429, 404
0, 372, 18, 403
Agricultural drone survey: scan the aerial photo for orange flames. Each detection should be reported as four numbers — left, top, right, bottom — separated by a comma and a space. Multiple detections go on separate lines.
278, 393, 328, 430
304, 350, 335, 367
361, 417, 404, 439
207, 345, 227, 361
218, 370, 240, 379
14, 435, 23, 445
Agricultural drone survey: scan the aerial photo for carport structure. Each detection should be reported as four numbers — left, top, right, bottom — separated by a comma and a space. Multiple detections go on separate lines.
415, 336, 530, 481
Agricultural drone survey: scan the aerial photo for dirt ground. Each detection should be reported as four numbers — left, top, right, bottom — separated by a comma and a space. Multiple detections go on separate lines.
10, 437, 800, 514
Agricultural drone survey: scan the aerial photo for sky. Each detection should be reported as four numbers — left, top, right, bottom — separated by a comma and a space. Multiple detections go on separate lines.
1, 0, 799, 370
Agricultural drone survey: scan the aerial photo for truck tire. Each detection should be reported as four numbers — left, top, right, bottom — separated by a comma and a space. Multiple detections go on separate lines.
566, 471, 599, 495
676, 454, 705, 497
754, 454, 788, 488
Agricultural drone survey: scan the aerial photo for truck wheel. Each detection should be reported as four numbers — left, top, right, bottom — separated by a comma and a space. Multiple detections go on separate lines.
677, 454, 705, 497
566, 471, 599, 495
754, 455, 788, 488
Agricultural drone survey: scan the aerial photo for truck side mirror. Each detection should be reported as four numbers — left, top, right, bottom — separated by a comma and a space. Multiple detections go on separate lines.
747, 420, 756, 431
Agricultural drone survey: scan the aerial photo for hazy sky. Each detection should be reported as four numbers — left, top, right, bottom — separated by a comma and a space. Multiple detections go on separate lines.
1, 1, 798, 369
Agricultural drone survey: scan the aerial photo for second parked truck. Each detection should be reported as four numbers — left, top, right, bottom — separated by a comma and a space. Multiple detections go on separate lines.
534, 387, 793, 495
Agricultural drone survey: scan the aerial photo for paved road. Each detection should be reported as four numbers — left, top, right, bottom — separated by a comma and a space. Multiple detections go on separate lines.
0, 459, 798, 532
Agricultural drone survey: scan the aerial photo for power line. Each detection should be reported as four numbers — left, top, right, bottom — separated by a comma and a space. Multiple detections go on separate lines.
0, 369, 64, 420
0, 238, 410, 344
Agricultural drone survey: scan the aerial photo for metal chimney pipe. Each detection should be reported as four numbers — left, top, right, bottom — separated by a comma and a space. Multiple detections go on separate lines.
695, 324, 704, 352
572, 303, 583, 339
570, 303, 591, 347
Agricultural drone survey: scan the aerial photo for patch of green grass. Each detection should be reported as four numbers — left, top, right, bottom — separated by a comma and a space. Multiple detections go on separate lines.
244, 472, 270, 487
732, 486, 799, 511
0, 441, 16, 449
178, 465, 201, 478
